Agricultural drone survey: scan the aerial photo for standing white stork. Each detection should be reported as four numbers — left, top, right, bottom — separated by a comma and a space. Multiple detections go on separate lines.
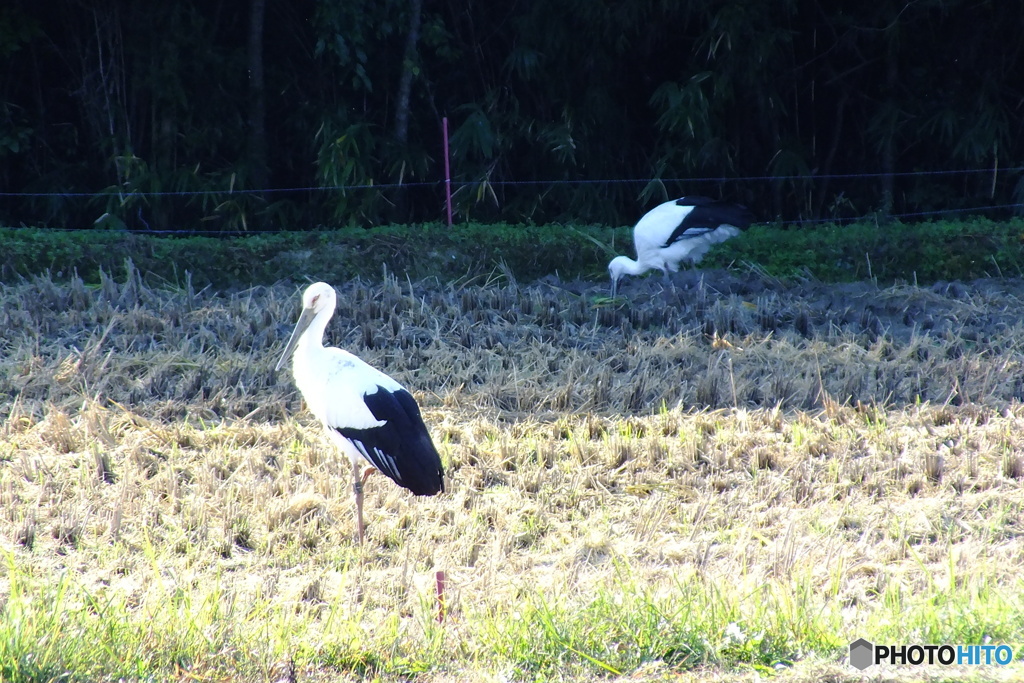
608, 196, 754, 296
275, 282, 444, 544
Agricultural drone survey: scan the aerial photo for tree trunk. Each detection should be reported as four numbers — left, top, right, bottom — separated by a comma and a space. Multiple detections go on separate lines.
394, 0, 423, 145
813, 90, 848, 219
392, 0, 424, 220
879, 37, 898, 220
248, 0, 268, 191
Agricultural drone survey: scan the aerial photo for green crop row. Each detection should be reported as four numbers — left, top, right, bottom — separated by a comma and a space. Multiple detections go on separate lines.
2, 217, 1023, 288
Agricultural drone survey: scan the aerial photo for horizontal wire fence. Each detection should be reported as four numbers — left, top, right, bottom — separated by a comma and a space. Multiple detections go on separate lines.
2, 166, 1023, 235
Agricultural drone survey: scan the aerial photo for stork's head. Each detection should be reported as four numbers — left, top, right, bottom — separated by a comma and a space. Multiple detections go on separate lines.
608, 256, 636, 297
302, 281, 337, 314
276, 282, 337, 372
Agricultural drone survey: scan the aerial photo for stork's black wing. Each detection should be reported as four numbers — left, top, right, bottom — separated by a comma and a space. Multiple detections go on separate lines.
335, 387, 444, 496
662, 199, 755, 248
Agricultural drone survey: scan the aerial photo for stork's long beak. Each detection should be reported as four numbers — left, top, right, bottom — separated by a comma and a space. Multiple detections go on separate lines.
275, 307, 316, 372
610, 277, 619, 298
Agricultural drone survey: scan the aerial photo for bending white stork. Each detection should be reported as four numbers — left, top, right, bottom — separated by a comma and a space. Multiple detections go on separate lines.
275, 282, 444, 544
608, 196, 754, 296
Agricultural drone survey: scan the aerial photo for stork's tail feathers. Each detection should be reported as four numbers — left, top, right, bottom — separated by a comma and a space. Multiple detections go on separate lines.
697, 201, 754, 231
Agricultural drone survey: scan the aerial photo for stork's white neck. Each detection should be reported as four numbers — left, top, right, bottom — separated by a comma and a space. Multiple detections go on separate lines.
620, 257, 652, 276
299, 306, 333, 357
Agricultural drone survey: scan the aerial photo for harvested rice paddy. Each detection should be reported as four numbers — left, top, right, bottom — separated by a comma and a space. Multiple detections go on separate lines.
1, 266, 1023, 682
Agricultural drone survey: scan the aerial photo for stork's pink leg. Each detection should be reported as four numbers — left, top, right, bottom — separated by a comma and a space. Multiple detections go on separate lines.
352, 462, 376, 545
352, 459, 365, 544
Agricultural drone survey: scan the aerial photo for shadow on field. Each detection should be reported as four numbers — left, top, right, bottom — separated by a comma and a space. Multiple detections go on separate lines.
3, 267, 1023, 422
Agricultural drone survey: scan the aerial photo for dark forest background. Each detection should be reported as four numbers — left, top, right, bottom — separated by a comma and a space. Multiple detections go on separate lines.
1, 0, 1023, 231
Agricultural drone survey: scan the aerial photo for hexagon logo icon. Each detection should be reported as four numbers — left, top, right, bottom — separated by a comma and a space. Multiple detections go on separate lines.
849, 638, 874, 670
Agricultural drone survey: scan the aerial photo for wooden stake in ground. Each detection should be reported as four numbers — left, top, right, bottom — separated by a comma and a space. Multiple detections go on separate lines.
436, 570, 447, 623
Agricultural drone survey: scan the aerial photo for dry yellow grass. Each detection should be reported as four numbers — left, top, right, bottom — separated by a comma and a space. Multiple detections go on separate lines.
1, 269, 1023, 681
